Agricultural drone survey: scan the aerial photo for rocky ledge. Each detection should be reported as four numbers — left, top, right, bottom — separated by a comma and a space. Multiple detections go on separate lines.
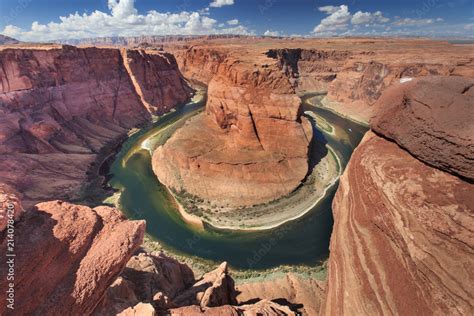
0, 198, 145, 315
371, 76, 474, 180
95, 251, 311, 315
152, 52, 313, 207
324, 76, 474, 315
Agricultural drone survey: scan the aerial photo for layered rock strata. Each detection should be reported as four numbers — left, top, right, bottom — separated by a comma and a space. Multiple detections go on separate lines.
153, 52, 313, 207
170, 39, 473, 124
265, 44, 474, 123
371, 76, 474, 180
0, 45, 191, 207
324, 76, 474, 315
0, 200, 145, 315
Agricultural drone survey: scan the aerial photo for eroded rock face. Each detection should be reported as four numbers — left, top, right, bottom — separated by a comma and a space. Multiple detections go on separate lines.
371, 76, 474, 180
99, 254, 243, 313
0, 45, 191, 207
0, 200, 145, 315
121, 252, 195, 304
235, 272, 325, 316
121, 48, 192, 114
173, 262, 237, 308
0, 183, 24, 231
153, 53, 312, 207
169, 299, 296, 315
173, 46, 228, 84
266, 48, 350, 93
324, 49, 474, 123
324, 131, 474, 315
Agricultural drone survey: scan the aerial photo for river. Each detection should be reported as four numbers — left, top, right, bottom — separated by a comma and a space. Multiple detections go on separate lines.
105, 90, 368, 270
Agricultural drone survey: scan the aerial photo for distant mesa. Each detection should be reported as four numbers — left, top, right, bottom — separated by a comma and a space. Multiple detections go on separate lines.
0, 34, 20, 45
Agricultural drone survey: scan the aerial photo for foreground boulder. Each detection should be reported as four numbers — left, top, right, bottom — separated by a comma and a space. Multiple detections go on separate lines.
371, 76, 474, 180
324, 131, 474, 315
97, 253, 237, 313
0, 200, 145, 315
121, 252, 195, 305
173, 262, 237, 308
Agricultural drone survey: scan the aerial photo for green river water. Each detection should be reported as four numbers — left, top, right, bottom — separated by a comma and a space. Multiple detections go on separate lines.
105, 91, 367, 270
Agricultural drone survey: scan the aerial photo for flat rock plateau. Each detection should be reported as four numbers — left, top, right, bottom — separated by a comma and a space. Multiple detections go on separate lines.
0, 36, 473, 315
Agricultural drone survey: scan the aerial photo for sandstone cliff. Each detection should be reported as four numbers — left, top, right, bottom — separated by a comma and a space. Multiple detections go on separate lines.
0, 45, 191, 207
0, 200, 145, 315
152, 49, 313, 207
371, 76, 474, 180
324, 76, 474, 315
232, 40, 474, 124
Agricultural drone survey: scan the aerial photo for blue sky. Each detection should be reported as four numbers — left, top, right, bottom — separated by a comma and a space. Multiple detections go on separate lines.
1, 0, 473, 41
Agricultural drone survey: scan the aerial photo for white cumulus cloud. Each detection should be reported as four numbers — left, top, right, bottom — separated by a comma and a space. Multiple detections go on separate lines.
393, 17, 442, 26
318, 6, 341, 14
2, 0, 251, 42
209, 0, 234, 8
351, 11, 389, 25
227, 19, 239, 25
313, 5, 351, 34
312, 4, 433, 36
263, 30, 280, 36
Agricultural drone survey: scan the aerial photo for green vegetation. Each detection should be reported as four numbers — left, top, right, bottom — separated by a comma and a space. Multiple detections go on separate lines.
142, 235, 328, 282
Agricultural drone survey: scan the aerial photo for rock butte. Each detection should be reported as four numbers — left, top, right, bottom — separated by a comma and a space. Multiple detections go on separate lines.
152, 51, 313, 207
0, 37, 473, 315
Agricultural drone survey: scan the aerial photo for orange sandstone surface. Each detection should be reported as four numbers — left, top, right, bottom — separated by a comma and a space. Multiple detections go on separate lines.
324, 76, 474, 315
152, 37, 473, 207
0, 200, 145, 315
152, 50, 313, 207
169, 37, 474, 123
1, 38, 473, 315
